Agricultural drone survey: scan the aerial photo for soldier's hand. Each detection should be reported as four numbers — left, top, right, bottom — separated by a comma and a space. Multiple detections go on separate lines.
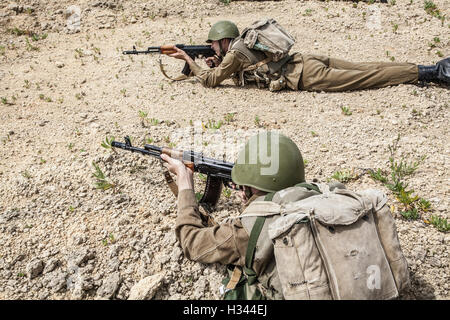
160, 154, 190, 175
204, 56, 220, 68
160, 154, 194, 191
167, 46, 189, 61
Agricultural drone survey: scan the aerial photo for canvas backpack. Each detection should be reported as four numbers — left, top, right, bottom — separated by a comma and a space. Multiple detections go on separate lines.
221, 183, 410, 300
230, 18, 296, 91
240, 18, 295, 62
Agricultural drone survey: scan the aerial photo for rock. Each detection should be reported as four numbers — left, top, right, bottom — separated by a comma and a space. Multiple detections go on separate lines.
96, 272, 121, 299
158, 254, 170, 265
192, 278, 207, 299
23, 5, 34, 13
107, 257, 120, 272
412, 248, 427, 262
43, 270, 67, 293
429, 257, 442, 268
170, 247, 182, 263
56, 62, 65, 68
8, 3, 22, 14
67, 248, 95, 272
128, 273, 165, 300
26, 259, 44, 279
43, 258, 59, 274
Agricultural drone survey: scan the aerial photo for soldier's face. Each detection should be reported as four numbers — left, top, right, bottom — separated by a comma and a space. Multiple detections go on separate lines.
211, 40, 221, 56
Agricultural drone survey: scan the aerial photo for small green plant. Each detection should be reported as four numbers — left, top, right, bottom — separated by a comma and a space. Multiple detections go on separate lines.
254, 115, 262, 127
429, 215, 449, 232
21, 170, 32, 179
424, 1, 445, 21
330, 170, 355, 183
198, 173, 207, 181
311, 131, 318, 137
400, 208, 419, 220
369, 135, 429, 220
149, 118, 160, 126
138, 110, 148, 119
101, 136, 116, 152
31, 33, 47, 41
25, 38, 39, 51
120, 88, 127, 97
369, 168, 388, 184
109, 233, 116, 244
341, 106, 352, 116
205, 119, 223, 130
392, 24, 399, 33
417, 198, 431, 212
8, 27, 29, 36
224, 112, 236, 123
303, 9, 313, 16
92, 162, 115, 191
195, 192, 204, 201
223, 188, 232, 198
75, 48, 85, 58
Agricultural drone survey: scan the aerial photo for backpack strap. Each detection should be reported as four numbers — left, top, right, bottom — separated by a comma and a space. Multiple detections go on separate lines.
295, 182, 322, 194
243, 192, 274, 284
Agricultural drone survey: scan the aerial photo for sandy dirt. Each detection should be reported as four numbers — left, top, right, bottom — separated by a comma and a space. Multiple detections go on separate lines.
0, 0, 448, 300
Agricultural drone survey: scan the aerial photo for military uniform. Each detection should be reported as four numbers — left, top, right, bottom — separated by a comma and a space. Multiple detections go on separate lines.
175, 132, 308, 299
189, 38, 418, 92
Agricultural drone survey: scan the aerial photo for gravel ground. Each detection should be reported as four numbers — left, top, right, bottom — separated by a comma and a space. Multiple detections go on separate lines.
0, 0, 448, 300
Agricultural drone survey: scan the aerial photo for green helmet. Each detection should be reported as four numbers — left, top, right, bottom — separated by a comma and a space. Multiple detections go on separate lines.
231, 131, 305, 193
206, 21, 239, 43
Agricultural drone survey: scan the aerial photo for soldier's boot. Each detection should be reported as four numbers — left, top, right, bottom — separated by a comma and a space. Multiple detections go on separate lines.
418, 57, 450, 84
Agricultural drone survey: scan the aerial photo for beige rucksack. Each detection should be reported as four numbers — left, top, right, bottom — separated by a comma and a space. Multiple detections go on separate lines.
230, 18, 296, 91
231, 183, 410, 300
240, 18, 296, 62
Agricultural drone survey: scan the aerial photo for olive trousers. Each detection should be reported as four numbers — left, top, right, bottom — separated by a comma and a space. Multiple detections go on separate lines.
298, 54, 419, 92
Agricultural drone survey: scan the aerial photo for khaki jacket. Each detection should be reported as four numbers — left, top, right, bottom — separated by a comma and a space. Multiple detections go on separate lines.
175, 189, 259, 269
189, 44, 303, 90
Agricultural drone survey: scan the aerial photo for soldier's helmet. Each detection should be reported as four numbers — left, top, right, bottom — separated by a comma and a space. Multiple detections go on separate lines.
231, 131, 305, 193
206, 21, 240, 43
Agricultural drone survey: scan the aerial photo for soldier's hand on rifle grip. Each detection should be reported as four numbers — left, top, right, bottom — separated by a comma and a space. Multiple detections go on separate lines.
160, 153, 194, 191
204, 56, 221, 68
167, 45, 189, 61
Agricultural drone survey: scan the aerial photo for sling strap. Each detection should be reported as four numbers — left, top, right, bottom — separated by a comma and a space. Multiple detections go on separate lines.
158, 55, 190, 81
243, 192, 274, 284
294, 182, 322, 194
243, 184, 320, 285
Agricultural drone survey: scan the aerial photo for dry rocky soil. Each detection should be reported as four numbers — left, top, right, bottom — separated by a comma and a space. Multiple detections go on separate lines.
0, 0, 448, 300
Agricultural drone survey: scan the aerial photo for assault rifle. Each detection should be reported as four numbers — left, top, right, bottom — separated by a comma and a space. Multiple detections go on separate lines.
123, 44, 217, 77
111, 136, 235, 213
